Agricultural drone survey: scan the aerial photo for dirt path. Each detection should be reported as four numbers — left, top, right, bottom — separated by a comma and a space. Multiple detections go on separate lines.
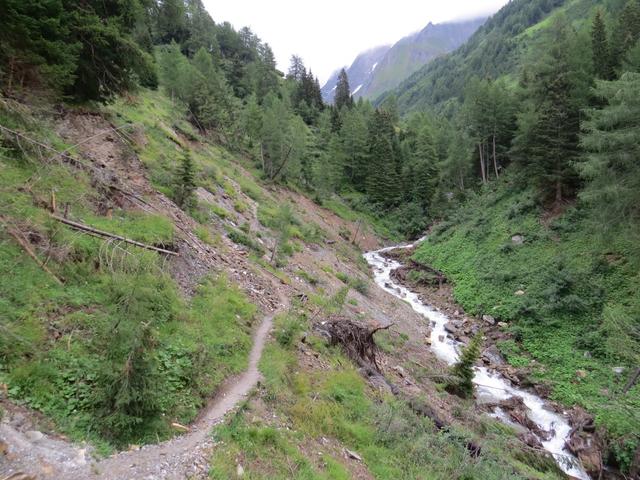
1, 298, 286, 480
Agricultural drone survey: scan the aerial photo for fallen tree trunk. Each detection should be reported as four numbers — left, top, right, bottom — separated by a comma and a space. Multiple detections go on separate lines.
51, 214, 178, 256
0, 216, 64, 285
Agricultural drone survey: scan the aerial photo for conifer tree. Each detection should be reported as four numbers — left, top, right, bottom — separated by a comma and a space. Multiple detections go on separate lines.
156, 0, 187, 44
366, 110, 400, 207
412, 124, 439, 209
174, 152, 197, 209
334, 68, 353, 110
579, 72, 640, 229
448, 334, 482, 398
592, 10, 613, 79
287, 55, 306, 81
340, 107, 369, 189
511, 19, 583, 203
612, 0, 640, 69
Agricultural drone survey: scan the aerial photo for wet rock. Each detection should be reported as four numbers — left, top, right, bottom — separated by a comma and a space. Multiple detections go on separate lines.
566, 432, 602, 478
482, 315, 496, 326
495, 396, 551, 440
520, 431, 543, 449
444, 323, 457, 334
482, 345, 505, 366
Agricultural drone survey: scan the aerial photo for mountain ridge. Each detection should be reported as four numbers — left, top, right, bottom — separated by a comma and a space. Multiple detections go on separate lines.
322, 16, 488, 102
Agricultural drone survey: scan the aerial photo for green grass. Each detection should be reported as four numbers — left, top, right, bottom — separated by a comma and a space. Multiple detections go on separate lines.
0, 97, 260, 450
209, 311, 565, 480
413, 179, 640, 470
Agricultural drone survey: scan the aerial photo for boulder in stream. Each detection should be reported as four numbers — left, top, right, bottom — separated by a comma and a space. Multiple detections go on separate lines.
482, 345, 505, 366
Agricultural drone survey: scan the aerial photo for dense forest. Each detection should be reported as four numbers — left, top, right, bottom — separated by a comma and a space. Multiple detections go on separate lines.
5, 0, 638, 240
2, 0, 640, 477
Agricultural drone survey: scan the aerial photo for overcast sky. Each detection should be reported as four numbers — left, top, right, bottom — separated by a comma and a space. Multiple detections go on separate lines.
202, 0, 509, 84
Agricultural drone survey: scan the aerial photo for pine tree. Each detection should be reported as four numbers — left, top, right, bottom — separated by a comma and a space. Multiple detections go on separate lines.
592, 10, 613, 80
334, 68, 353, 110
174, 152, 197, 209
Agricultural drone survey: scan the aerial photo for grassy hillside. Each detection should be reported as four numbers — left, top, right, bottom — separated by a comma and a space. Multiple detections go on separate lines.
413, 178, 640, 470
0, 93, 266, 450
208, 309, 566, 480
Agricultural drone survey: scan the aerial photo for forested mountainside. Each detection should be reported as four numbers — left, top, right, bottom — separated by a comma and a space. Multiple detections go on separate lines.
1, 0, 640, 478
321, 45, 390, 103
389, 0, 640, 474
322, 17, 486, 102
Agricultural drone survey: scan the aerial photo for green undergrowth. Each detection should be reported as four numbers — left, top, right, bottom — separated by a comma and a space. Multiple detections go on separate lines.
413, 178, 640, 470
0, 101, 258, 450
209, 311, 565, 479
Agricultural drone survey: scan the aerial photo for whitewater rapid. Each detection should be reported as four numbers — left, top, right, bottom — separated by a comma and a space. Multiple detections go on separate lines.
364, 241, 590, 480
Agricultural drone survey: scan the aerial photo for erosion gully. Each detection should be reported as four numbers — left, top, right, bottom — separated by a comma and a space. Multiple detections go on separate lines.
364, 240, 590, 480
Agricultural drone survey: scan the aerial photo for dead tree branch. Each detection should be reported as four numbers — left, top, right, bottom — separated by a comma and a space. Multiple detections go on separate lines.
51, 214, 178, 256
0, 216, 64, 285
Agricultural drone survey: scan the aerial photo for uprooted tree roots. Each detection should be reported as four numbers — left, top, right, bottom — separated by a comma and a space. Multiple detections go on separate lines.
315, 317, 392, 372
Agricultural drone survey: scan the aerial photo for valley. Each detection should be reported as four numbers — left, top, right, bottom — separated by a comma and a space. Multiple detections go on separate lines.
1, 0, 640, 478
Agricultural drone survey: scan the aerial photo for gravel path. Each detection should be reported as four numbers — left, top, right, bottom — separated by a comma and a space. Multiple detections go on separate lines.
1, 304, 283, 480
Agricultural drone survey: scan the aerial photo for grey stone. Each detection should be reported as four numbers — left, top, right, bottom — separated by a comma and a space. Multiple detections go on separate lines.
511, 235, 525, 245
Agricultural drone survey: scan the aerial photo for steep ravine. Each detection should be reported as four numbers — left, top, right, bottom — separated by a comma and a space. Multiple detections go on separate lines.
364, 241, 591, 480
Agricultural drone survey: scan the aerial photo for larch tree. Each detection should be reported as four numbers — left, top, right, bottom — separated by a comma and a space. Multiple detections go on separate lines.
579, 72, 640, 230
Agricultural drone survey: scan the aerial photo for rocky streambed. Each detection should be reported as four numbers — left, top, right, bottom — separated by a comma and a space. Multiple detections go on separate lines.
364, 241, 597, 480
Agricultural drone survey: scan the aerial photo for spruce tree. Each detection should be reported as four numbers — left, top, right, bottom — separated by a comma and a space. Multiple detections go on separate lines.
156, 0, 187, 44
612, 0, 640, 69
592, 10, 613, 79
366, 110, 400, 207
511, 19, 583, 203
334, 68, 353, 110
174, 152, 197, 209
412, 124, 439, 210
448, 334, 482, 398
